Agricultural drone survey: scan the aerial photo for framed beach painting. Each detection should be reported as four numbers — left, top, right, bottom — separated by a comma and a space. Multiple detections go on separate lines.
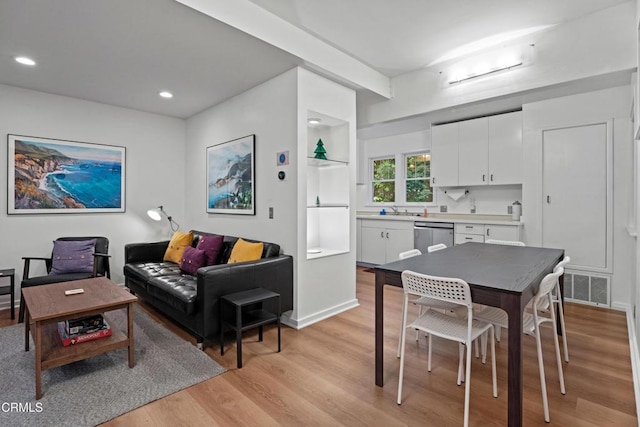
7, 134, 126, 214
207, 134, 255, 215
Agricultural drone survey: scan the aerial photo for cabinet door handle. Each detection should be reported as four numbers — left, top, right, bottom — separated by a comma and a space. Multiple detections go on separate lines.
381, 231, 384, 238
482, 174, 486, 182
465, 237, 473, 240
490, 174, 494, 181
547, 195, 550, 204
386, 232, 389, 239
465, 225, 473, 229
486, 228, 490, 236
433, 177, 436, 184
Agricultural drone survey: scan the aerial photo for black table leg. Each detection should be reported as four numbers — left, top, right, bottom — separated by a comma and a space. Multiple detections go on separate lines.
504, 293, 524, 427
236, 305, 243, 368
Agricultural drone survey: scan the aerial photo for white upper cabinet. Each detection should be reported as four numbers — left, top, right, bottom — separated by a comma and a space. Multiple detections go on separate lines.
430, 121, 459, 187
488, 111, 522, 185
458, 117, 489, 185
431, 111, 522, 187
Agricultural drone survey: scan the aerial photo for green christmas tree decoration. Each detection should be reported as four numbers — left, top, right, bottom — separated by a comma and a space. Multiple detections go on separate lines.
314, 138, 327, 160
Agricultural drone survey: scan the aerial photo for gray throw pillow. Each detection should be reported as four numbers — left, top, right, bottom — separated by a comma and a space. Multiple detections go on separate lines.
50, 239, 96, 275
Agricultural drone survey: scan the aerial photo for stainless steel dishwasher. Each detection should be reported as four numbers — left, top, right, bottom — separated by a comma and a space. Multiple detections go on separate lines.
414, 221, 454, 253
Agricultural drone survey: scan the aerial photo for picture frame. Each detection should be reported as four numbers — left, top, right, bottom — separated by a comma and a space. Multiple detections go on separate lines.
7, 134, 126, 214
207, 134, 255, 215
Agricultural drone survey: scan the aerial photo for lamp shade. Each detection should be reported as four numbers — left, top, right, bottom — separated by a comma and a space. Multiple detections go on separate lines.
147, 208, 162, 221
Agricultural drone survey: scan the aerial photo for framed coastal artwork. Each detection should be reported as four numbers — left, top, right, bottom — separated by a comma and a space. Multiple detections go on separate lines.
7, 134, 126, 214
206, 134, 255, 215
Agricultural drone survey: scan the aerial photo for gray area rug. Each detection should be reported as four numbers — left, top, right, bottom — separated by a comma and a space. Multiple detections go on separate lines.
0, 308, 226, 427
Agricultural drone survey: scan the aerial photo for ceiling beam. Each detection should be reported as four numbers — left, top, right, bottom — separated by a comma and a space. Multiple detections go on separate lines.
175, 0, 392, 99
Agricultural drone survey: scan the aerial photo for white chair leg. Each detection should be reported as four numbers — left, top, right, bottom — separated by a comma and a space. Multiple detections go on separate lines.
463, 342, 472, 427
481, 332, 487, 364
397, 297, 407, 358
457, 342, 464, 385
495, 325, 501, 342
549, 297, 567, 395
428, 333, 433, 372
556, 287, 569, 363
415, 305, 423, 342
397, 296, 409, 405
490, 327, 497, 397
474, 338, 479, 359
534, 322, 550, 423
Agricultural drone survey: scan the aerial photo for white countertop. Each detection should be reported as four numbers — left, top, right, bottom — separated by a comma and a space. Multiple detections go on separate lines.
356, 212, 523, 226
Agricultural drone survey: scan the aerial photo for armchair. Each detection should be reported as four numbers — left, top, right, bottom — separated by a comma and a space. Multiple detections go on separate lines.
18, 236, 111, 323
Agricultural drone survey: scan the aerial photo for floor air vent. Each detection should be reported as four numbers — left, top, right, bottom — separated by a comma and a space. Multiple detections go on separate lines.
563, 271, 610, 307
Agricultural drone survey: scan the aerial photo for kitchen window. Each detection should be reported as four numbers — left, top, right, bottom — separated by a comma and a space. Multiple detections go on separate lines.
371, 157, 395, 203
405, 153, 433, 203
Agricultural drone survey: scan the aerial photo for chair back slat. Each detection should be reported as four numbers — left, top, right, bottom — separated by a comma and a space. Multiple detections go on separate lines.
554, 255, 570, 273
401, 270, 472, 308
427, 243, 447, 253
399, 249, 422, 259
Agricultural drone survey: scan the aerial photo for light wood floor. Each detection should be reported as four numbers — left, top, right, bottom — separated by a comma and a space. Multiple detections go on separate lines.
2, 267, 636, 426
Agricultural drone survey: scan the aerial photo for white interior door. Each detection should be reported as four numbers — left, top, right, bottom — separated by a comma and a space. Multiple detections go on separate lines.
542, 123, 608, 270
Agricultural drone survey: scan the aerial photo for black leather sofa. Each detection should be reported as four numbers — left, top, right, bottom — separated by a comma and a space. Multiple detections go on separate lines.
123, 230, 293, 349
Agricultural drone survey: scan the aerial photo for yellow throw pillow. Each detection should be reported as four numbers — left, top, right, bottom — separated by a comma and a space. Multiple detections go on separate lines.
164, 231, 194, 264
228, 238, 263, 264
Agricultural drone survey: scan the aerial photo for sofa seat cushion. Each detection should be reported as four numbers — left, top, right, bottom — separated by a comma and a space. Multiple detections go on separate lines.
147, 275, 197, 315
123, 262, 182, 287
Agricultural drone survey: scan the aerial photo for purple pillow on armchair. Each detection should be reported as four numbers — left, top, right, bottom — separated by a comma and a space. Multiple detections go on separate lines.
180, 246, 207, 276
196, 234, 224, 266
50, 239, 97, 275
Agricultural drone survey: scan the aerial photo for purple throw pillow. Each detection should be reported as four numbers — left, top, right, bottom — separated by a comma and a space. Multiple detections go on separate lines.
196, 234, 224, 266
180, 246, 206, 276
50, 239, 97, 275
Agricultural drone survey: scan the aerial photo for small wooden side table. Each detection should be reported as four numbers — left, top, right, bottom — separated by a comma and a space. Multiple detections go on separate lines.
0, 268, 15, 320
220, 287, 281, 368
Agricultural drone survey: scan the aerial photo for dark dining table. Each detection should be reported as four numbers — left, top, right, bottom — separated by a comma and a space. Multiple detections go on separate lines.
374, 242, 564, 427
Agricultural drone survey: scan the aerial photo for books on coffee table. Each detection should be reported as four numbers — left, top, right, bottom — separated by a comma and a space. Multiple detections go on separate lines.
57, 316, 112, 346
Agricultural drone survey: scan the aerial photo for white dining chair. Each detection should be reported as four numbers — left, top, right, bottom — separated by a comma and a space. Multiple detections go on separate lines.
474, 268, 567, 423
485, 239, 526, 246
397, 247, 464, 357
397, 270, 497, 427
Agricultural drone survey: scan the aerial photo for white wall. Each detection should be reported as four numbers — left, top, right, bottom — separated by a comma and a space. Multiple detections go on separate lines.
357, 129, 522, 215
0, 84, 186, 304
184, 69, 298, 254
522, 85, 634, 309
358, 2, 636, 127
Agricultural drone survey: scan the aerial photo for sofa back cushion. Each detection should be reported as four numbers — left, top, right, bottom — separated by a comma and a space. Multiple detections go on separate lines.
164, 231, 194, 264
190, 231, 281, 264
195, 234, 224, 265
228, 238, 264, 263
180, 246, 207, 275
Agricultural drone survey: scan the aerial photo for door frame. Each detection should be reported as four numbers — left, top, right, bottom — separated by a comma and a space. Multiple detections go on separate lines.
540, 119, 613, 274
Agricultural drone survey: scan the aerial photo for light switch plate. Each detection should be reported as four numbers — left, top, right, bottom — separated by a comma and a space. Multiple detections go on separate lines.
440, 205, 447, 213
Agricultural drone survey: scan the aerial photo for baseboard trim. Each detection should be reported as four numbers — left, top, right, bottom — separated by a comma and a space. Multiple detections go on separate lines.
281, 299, 359, 330
624, 305, 640, 426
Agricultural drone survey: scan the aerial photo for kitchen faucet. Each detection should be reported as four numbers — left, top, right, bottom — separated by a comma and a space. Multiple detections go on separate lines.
391, 205, 398, 215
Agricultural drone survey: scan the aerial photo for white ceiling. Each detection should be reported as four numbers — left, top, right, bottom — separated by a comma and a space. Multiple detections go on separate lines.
0, 0, 630, 120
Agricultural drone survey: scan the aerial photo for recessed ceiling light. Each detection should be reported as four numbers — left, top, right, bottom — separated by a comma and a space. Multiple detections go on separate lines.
15, 56, 36, 66
159, 91, 173, 99
308, 118, 321, 125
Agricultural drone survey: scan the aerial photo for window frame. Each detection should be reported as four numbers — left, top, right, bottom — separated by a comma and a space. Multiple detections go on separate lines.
367, 151, 437, 207
403, 151, 434, 206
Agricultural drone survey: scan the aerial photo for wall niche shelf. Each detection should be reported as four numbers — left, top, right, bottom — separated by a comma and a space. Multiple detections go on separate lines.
306, 110, 350, 260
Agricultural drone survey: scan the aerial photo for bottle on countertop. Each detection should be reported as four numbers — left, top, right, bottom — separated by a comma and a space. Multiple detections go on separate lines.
423, 208, 428, 217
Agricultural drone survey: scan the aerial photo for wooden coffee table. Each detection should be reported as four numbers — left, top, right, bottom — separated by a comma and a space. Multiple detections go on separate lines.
22, 277, 137, 399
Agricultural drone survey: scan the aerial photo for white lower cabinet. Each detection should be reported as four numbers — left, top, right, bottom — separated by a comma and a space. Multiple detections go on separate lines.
360, 220, 414, 264
454, 223, 520, 245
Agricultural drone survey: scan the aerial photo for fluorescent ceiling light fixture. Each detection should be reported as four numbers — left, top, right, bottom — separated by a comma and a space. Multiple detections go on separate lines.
15, 56, 36, 66
429, 25, 552, 67
449, 61, 523, 84
308, 118, 321, 125
159, 91, 173, 99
